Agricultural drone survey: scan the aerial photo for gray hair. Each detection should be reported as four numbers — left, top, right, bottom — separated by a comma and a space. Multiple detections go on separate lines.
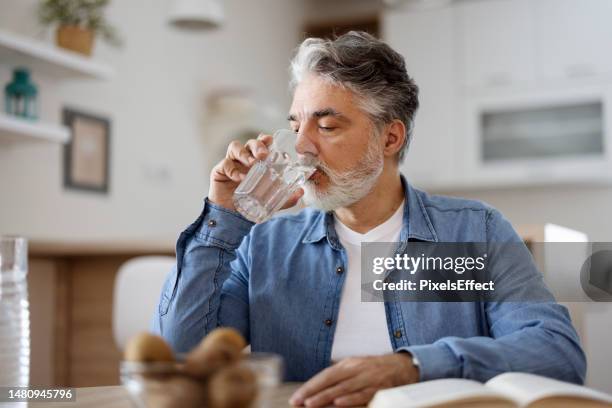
289, 31, 419, 162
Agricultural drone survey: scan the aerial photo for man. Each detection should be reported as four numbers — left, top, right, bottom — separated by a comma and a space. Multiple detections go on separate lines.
152, 31, 585, 407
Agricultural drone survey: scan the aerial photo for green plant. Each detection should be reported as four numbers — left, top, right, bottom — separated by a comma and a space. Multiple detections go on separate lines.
38, 0, 122, 46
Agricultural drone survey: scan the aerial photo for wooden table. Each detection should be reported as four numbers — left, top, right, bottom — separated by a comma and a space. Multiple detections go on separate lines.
27, 384, 363, 407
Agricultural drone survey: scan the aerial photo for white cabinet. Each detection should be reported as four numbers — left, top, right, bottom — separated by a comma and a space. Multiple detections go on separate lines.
383, 6, 457, 187
456, 0, 536, 88
386, 0, 612, 190
462, 85, 612, 188
454, 0, 612, 188
534, 0, 612, 81
457, 0, 612, 87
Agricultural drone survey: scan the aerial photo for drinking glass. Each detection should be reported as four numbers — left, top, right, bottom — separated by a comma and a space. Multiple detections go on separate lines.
0, 236, 30, 387
233, 129, 315, 223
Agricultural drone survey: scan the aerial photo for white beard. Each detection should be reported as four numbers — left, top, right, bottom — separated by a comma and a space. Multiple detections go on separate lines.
302, 135, 384, 212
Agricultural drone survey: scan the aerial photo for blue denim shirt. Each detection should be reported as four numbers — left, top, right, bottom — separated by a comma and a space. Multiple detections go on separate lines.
152, 176, 586, 383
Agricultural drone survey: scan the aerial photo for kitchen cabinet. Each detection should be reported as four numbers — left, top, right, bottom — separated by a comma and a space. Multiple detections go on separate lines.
461, 84, 612, 188
534, 0, 612, 81
456, 0, 536, 88
385, 0, 612, 190
383, 6, 458, 187
457, 0, 612, 88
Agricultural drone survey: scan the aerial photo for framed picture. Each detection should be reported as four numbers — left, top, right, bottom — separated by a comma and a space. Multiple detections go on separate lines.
63, 108, 111, 193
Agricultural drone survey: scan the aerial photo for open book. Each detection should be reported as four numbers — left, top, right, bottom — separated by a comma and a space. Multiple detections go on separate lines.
369, 373, 612, 408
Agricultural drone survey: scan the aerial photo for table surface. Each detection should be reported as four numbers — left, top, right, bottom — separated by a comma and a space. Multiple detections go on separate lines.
28, 384, 365, 408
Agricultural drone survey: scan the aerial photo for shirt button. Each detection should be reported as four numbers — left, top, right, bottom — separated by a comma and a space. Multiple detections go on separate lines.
394, 330, 402, 338
208, 219, 217, 227
336, 266, 344, 274
324, 319, 333, 327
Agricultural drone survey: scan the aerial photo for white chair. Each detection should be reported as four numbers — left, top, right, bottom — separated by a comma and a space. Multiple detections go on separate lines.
112, 256, 176, 351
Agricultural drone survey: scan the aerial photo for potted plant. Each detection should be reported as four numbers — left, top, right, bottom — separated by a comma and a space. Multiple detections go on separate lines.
38, 0, 121, 56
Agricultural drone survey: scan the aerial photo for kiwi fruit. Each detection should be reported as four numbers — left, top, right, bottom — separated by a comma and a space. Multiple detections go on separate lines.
184, 342, 242, 379
124, 332, 174, 362
198, 328, 247, 353
183, 328, 247, 379
123, 329, 255, 408
207, 364, 258, 408
144, 376, 208, 408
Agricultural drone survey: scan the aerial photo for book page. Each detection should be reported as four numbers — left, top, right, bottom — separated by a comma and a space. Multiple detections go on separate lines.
486, 372, 612, 407
369, 379, 514, 408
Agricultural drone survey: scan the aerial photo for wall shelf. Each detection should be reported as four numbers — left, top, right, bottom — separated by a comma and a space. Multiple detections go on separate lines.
0, 29, 114, 80
0, 114, 70, 144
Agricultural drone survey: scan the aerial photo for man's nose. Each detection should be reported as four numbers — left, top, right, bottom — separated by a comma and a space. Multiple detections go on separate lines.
295, 131, 318, 156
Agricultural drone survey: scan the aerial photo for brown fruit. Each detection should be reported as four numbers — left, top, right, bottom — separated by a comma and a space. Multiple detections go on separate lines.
144, 375, 208, 408
124, 332, 174, 362
199, 328, 247, 353
183, 328, 247, 379
184, 342, 241, 379
208, 365, 258, 408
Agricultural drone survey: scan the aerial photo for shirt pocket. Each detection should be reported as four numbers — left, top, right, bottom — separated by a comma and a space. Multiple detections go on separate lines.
159, 265, 179, 316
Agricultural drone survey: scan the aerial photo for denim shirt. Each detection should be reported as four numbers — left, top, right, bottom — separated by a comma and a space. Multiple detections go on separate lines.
152, 176, 586, 384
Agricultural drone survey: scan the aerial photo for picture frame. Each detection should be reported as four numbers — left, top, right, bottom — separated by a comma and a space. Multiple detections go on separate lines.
62, 108, 111, 193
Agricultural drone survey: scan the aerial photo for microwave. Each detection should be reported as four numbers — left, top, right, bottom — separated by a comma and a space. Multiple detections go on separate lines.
461, 85, 612, 188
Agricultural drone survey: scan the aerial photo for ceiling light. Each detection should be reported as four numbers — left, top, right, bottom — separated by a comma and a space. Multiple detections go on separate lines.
168, 0, 224, 30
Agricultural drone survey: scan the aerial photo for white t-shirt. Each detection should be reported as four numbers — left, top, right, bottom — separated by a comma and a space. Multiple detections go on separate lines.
330, 200, 405, 362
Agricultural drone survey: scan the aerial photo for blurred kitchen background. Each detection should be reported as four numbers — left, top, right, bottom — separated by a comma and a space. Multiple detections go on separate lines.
1, 0, 611, 394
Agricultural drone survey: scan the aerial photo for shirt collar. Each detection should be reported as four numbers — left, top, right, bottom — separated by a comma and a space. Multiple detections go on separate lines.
301, 174, 438, 246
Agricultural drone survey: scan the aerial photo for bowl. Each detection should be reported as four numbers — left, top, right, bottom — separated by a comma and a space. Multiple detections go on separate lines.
119, 352, 283, 408
120, 360, 208, 408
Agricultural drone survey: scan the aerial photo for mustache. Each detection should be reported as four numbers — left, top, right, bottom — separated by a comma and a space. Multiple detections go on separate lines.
298, 155, 329, 173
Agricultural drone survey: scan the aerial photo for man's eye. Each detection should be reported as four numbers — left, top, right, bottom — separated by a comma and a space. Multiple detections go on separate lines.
319, 126, 335, 132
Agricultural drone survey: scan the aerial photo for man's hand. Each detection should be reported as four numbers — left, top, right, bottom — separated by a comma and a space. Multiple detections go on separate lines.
289, 353, 419, 407
209, 133, 304, 212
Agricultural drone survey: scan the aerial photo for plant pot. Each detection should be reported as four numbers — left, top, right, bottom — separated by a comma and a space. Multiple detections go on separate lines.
56, 25, 94, 56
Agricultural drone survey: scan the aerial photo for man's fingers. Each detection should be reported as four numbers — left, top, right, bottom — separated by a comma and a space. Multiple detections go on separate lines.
333, 387, 378, 407
213, 158, 247, 183
245, 138, 269, 161
227, 134, 273, 166
302, 377, 365, 408
289, 364, 354, 406
257, 133, 274, 146
227, 140, 255, 166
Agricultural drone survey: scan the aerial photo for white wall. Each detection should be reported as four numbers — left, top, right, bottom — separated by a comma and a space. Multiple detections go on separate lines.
0, 0, 303, 242
436, 187, 612, 242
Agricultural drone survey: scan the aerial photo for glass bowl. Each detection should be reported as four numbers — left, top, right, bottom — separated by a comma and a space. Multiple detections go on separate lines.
119, 352, 283, 408
120, 360, 208, 408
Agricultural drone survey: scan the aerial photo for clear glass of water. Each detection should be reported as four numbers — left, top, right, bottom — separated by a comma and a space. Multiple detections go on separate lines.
0, 236, 30, 387
233, 129, 315, 223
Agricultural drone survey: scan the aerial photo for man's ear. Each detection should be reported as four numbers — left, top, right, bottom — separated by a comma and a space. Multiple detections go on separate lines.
382, 119, 406, 159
